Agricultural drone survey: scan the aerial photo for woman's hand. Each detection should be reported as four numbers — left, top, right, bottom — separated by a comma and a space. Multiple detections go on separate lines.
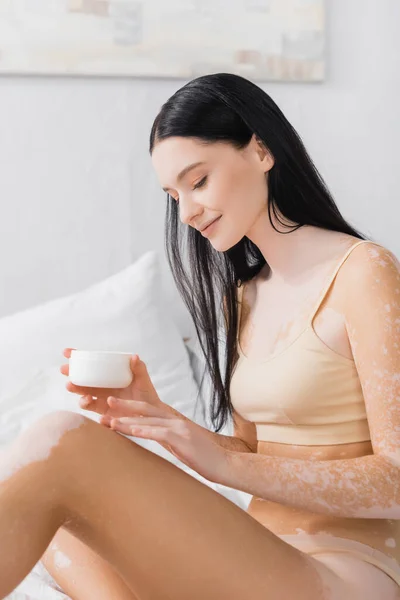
61, 348, 163, 417
103, 397, 229, 483
61, 348, 228, 482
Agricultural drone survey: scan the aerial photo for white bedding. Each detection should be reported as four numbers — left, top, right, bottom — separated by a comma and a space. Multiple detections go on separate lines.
6, 561, 70, 600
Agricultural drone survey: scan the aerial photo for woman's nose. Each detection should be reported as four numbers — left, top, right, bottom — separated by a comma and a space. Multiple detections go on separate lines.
178, 198, 202, 228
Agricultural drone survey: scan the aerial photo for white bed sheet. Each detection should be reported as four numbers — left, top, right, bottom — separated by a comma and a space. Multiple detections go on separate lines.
6, 561, 71, 600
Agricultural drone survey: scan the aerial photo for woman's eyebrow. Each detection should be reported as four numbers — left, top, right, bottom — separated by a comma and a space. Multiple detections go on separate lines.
162, 161, 206, 192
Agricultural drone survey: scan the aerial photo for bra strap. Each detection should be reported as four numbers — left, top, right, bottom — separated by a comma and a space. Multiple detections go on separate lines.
235, 240, 384, 331
307, 239, 382, 325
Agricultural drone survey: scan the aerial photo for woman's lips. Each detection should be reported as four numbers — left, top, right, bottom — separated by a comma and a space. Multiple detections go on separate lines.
201, 216, 222, 236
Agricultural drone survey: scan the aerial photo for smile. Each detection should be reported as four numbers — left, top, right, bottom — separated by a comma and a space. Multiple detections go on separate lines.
200, 216, 222, 237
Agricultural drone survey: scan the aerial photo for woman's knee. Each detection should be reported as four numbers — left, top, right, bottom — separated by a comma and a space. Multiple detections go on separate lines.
1, 411, 86, 484
22, 410, 88, 461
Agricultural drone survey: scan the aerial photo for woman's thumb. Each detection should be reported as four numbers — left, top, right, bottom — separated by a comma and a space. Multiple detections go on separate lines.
130, 354, 140, 372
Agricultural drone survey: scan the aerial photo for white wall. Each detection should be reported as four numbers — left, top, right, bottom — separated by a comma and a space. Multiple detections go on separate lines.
0, 0, 399, 335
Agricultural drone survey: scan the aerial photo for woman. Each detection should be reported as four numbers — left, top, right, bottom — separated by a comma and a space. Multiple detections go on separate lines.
1, 73, 399, 600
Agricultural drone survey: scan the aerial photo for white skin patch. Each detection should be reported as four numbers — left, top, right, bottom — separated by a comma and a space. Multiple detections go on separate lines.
386, 538, 397, 548
54, 550, 72, 569
317, 307, 344, 327
238, 278, 314, 360
0, 411, 85, 484
368, 249, 380, 259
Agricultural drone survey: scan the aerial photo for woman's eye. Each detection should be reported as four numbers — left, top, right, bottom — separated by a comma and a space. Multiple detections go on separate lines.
167, 176, 207, 204
192, 176, 207, 191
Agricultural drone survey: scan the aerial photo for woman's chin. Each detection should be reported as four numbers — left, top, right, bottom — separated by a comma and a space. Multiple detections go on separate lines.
211, 238, 239, 253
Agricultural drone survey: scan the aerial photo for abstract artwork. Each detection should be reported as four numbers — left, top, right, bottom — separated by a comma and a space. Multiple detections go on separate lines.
0, 0, 325, 81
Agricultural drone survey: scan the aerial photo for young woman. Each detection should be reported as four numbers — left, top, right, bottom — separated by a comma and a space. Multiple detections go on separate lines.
1, 73, 399, 600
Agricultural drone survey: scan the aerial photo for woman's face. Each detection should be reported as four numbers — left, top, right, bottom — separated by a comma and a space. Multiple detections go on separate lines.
151, 135, 274, 252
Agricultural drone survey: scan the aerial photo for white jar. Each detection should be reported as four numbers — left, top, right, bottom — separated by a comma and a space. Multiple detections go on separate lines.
69, 350, 133, 388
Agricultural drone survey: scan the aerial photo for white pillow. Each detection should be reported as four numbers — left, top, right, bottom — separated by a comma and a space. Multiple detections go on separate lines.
0, 250, 206, 448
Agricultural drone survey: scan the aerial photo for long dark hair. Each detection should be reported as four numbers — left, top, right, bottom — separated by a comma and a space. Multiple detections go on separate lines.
149, 72, 367, 433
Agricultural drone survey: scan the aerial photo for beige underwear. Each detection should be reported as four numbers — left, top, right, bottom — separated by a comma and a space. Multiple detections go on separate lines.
279, 533, 400, 588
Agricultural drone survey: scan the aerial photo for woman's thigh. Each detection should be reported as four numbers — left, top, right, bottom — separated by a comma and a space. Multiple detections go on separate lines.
41, 527, 139, 600
46, 411, 351, 600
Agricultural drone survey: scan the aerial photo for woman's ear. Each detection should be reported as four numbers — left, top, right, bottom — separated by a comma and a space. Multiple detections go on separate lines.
253, 134, 275, 172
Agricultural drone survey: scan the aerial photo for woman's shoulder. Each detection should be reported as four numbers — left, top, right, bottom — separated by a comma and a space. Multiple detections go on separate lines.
336, 238, 399, 307
340, 238, 399, 279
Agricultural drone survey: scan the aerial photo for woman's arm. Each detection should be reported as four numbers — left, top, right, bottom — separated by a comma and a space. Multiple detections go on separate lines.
218, 448, 400, 518
215, 244, 400, 519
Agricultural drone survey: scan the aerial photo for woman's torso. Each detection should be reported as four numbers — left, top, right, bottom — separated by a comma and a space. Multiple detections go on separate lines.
235, 232, 400, 563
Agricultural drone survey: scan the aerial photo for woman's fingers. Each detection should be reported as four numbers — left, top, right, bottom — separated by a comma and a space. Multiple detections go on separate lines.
61, 347, 75, 375
78, 395, 107, 416
86, 398, 166, 422
79, 395, 94, 410
60, 364, 69, 376
99, 414, 113, 427
114, 416, 171, 427
106, 398, 168, 419
109, 420, 169, 440
130, 354, 140, 371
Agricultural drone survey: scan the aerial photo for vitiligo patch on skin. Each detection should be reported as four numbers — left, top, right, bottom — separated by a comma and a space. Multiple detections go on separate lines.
43, 538, 78, 588
0, 411, 85, 484
238, 286, 312, 360
252, 452, 400, 519
54, 549, 72, 570
237, 245, 361, 364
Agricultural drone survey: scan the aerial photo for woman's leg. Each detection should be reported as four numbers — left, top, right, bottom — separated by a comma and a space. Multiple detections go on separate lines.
0, 410, 349, 600
41, 527, 139, 600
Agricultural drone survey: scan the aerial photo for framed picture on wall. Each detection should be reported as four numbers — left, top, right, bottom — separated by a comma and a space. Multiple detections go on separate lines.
0, 0, 325, 82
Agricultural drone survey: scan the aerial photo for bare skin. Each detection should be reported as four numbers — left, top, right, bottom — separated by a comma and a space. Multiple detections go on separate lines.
41, 527, 139, 600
